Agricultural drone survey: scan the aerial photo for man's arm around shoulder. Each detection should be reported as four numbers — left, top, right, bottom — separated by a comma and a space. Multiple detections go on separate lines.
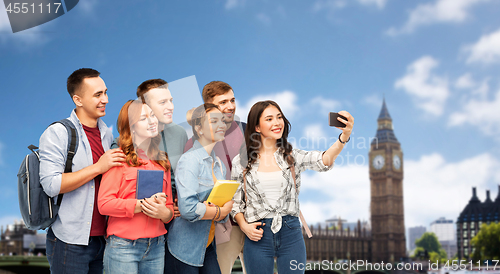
39, 124, 126, 196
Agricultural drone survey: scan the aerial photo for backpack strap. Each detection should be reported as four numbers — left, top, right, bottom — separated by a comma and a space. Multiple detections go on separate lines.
48, 119, 79, 207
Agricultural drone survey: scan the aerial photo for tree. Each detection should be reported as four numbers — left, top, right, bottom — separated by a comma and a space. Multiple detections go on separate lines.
416, 232, 441, 253
429, 249, 448, 264
471, 222, 500, 260
414, 232, 448, 263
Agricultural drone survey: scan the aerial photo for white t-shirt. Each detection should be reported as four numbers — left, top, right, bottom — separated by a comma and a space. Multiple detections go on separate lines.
257, 170, 284, 218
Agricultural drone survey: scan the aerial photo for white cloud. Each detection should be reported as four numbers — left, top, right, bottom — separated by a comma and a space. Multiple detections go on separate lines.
0, 3, 51, 46
394, 56, 449, 116
404, 153, 500, 228
236, 91, 299, 122
455, 73, 476, 89
449, 88, 500, 136
300, 152, 500, 229
309, 96, 341, 114
225, 0, 245, 10
0, 216, 23, 230
454, 73, 490, 100
256, 13, 271, 25
386, 0, 490, 36
300, 164, 371, 225
357, 0, 387, 9
302, 124, 328, 143
464, 28, 500, 65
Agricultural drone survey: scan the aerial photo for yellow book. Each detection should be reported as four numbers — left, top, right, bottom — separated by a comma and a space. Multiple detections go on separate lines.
206, 180, 240, 207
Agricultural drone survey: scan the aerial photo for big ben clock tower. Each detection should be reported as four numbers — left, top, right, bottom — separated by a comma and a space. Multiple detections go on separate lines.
369, 99, 406, 262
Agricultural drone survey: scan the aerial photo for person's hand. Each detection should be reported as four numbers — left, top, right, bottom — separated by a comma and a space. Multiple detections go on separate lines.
96, 148, 126, 174
242, 222, 264, 242
173, 197, 180, 218
336, 110, 354, 142
149, 192, 167, 204
219, 200, 234, 220
141, 196, 172, 222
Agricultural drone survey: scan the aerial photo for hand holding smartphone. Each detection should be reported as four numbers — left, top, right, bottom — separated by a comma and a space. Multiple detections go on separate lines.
329, 112, 347, 128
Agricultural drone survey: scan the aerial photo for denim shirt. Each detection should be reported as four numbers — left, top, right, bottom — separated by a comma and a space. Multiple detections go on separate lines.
39, 110, 113, 245
167, 140, 227, 267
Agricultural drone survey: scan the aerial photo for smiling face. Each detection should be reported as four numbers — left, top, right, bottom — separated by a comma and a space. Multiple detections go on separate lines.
74, 76, 108, 121
256, 105, 284, 140
131, 104, 159, 146
144, 87, 174, 124
210, 90, 236, 124
196, 109, 227, 144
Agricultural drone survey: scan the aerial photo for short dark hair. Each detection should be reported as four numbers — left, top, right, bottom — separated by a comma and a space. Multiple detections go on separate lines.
202, 81, 233, 103
136, 79, 168, 103
67, 68, 100, 97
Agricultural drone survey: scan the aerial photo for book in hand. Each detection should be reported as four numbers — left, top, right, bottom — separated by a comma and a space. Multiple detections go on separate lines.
206, 180, 240, 207
136, 170, 164, 199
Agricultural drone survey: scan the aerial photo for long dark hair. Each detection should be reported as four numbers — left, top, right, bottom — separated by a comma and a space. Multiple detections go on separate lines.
241, 100, 294, 172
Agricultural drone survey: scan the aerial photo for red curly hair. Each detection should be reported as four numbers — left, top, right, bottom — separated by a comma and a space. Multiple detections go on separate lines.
116, 100, 170, 171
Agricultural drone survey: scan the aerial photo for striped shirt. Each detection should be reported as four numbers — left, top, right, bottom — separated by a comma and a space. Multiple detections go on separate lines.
230, 148, 333, 234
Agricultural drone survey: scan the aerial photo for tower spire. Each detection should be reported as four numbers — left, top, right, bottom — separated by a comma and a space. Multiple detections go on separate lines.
378, 97, 392, 121
372, 98, 399, 145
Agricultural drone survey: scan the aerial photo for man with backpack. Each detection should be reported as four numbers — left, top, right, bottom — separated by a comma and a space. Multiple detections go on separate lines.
39, 68, 126, 273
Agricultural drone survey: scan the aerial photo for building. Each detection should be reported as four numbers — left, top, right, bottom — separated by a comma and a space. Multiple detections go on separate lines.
0, 219, 46, 256
456, 186, 500, 259
369, 99, 406, 262
430, 217, 457, 258
430, 217, 455, 242
305, 220, 372, 262
408, 226, 426, 251
325, 216, 370, 232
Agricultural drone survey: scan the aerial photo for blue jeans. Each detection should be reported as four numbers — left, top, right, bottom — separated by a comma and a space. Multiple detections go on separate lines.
171, 242, 221, 274
243, 215, 306, 274
46, 227, 105, 274
103, 235, 165, 274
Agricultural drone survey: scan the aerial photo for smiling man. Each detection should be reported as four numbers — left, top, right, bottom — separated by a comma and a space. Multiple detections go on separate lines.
39, 68, 126, 273
183, 80, 247, 274
137, 79, 188, 172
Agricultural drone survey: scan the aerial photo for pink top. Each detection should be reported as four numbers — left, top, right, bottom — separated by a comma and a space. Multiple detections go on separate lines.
98, 160, 174, 240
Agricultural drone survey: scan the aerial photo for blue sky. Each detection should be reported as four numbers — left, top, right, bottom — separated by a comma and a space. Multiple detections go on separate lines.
1, 0, 500, 246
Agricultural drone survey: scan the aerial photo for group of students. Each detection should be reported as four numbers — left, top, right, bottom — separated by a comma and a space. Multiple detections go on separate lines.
38, 68, 354, 274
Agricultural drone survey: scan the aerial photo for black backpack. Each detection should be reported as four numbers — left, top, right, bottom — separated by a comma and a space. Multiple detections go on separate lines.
17, 119, 78, 230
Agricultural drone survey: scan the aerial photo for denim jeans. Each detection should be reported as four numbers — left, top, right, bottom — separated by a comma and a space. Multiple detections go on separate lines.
46, 227, 105, 274
103, 235, 165, 274
170, 242, 221, 274
243, 215, 306, 274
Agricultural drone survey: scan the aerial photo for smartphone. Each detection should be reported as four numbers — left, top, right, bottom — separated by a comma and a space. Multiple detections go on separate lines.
329, 112, 347, 128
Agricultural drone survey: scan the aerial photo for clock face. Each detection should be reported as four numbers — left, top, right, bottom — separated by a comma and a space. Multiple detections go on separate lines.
373, 155, 385, 170
393, 155, 401, 170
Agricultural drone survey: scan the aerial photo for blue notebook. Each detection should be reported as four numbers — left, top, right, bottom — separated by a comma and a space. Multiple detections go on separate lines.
136, 170, 164, 199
